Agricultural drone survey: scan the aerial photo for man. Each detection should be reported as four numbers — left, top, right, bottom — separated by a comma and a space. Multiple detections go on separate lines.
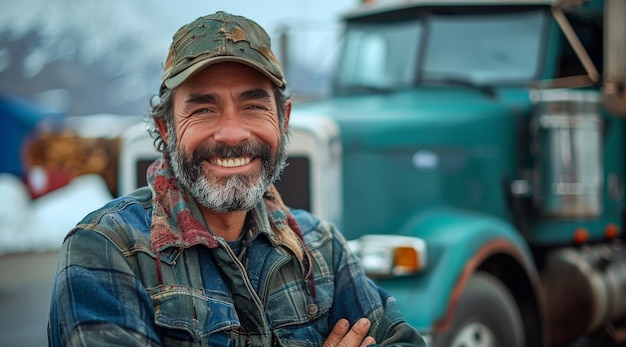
48, 11, 426, 347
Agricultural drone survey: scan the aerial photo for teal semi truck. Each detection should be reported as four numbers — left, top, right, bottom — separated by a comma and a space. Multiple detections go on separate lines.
276, 0, 626, 346
117, 0, 626, 345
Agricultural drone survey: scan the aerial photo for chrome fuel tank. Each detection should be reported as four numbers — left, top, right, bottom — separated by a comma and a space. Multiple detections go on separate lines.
531, 90, 603, 219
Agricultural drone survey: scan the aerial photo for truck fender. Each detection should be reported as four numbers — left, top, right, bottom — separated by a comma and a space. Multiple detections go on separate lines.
376, 208, 547, 345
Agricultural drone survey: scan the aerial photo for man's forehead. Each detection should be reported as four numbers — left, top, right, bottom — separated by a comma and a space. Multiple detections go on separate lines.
173, 63, 275, 101
182, 62, 274, 89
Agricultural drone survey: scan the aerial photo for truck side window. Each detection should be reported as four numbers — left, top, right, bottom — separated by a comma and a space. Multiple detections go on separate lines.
556, 10, 603, 78
337, 20, 422, 90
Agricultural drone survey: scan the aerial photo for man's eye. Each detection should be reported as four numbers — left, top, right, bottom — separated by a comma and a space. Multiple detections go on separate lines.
245, 104, 266, 110
193, 108, 213, 115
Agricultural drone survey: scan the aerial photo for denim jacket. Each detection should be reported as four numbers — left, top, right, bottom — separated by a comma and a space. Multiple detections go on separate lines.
48, 159, 425, 347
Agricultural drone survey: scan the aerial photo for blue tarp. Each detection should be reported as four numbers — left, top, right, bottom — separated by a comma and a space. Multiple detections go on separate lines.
0, 93, 64, 177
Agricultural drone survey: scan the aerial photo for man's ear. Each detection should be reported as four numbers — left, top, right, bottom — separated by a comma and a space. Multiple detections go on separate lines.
155, 117, 169, 145
283, 99, 291, 133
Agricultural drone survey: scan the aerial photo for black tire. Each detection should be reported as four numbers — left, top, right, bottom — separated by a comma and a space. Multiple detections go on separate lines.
432, 272, 524, 347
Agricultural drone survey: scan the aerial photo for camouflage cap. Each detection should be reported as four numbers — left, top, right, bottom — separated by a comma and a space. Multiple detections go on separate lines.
161, 11, 285, 89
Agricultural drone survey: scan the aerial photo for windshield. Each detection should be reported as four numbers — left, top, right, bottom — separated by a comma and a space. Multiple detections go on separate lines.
335, 9, 546, 93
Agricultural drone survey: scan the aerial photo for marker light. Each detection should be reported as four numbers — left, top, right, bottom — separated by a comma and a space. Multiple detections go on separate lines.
348, 235, 427, 277
573, 227, 589, 244
605, 224, 619, 240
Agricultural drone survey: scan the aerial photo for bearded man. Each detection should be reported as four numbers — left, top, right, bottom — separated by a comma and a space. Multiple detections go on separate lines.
48, 11, 425, 347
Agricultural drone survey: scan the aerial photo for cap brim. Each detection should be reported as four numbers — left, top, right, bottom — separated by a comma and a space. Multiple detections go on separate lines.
163, 56, 284, 89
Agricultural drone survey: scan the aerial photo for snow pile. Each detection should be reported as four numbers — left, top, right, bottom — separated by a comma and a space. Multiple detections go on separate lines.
0, 173, 113, 255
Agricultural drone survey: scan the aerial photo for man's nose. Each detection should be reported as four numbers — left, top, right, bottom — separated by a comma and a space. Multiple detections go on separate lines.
212, 114, 251, 146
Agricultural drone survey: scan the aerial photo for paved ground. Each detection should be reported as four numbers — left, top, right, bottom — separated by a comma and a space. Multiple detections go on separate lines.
0, 251, 59, 347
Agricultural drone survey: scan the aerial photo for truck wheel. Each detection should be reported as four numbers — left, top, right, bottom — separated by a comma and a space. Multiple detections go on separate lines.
432, 272, 524, 347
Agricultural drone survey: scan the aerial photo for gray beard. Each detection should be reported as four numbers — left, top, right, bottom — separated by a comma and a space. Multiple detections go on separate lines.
178, 166, 269, 213
166, 125, 288, 213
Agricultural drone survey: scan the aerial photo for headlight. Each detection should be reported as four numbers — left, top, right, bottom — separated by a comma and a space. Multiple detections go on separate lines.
348, 235, 427, 277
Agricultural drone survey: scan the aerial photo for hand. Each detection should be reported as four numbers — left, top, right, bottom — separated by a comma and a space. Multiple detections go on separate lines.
323, 318, 377, 347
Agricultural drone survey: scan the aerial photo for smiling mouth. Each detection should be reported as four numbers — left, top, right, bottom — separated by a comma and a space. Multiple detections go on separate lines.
210, 156, 253, 168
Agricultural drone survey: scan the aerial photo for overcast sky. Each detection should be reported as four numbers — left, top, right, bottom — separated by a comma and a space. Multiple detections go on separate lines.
0, 0, 357, 70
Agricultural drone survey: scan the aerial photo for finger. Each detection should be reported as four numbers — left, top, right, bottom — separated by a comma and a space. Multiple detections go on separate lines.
323, 319, 350, 347
339, 318, 371, 346
360, 336, 376, 347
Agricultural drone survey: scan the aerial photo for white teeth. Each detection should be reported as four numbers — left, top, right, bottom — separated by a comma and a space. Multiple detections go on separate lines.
214, 157, 251, 168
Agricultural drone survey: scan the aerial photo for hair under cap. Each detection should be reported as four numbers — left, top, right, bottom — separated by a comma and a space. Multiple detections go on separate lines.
161, 11, 285, 89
